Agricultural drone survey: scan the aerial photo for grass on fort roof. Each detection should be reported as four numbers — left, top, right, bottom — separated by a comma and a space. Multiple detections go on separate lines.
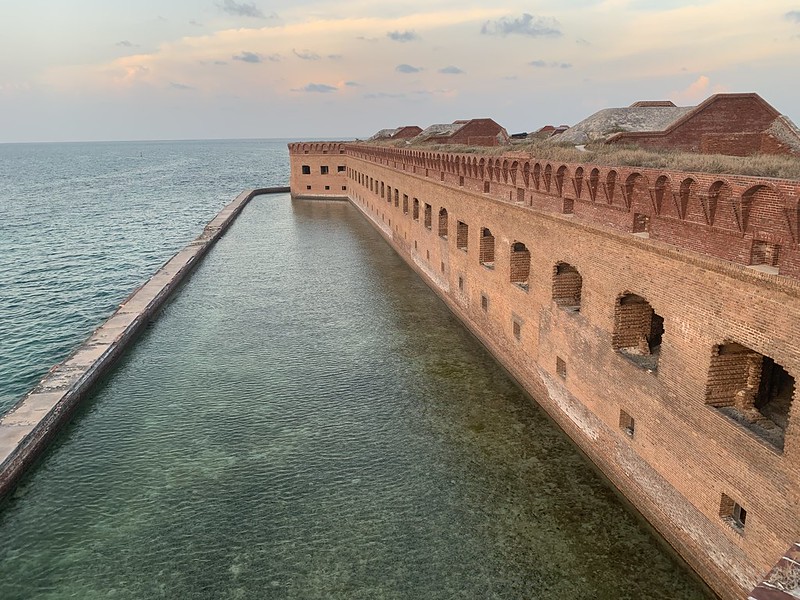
369, 138, 800, 180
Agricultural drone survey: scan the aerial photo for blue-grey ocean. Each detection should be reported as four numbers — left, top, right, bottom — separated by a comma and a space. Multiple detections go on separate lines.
0, 140, 711, 599
0, 139, 289, 414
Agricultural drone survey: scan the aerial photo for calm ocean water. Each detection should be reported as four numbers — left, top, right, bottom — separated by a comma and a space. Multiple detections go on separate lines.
0, 139, 290, 414
0, 141, 711, 598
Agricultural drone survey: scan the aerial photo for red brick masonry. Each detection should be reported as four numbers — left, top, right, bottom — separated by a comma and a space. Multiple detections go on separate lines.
290, 142, 800, 600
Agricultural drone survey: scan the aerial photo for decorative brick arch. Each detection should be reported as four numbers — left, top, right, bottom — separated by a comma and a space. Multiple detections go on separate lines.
533, 163, 542, 190
708, 180, 735, 229
625, 172, 650, 212
653, 174, 672, 217
510, 161, 519, 186
494, 160, 502, 182
588, 168, 600, 201
523, 162, 531, 188
543, 164, 553, 193
573, 167, 584, 199
478, 158, 485, 179
605, 170, 618, 204
741, 183, 783, 234
555, 165, 569, 197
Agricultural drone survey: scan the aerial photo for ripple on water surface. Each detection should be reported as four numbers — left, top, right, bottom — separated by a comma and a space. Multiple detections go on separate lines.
0, 197, 712, 599
0, 139, 290, 413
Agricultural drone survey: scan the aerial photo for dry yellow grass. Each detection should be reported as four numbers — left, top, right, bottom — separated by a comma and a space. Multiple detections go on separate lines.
364, 138, 800, 180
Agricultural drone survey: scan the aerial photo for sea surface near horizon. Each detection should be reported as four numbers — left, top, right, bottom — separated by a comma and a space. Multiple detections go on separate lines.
0, 138, 291, 414
0, 192, 712, 599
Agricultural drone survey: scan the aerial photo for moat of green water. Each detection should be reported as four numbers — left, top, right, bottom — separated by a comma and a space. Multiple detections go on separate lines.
0, 196, 713, 599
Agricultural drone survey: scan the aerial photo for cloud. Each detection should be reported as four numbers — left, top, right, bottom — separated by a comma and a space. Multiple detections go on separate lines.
670, 75, 728, 104
344, 81, 359, 87
213, 60, 228, 65
529, 60, 572, 69
356, 36, 379, 42
481, 13, 561, 38
438, 66, 464, 74
364, 92, 407, 99
116, 40, 137, 48
785, 10, 800, 22
232, 51, 262, 63
387, 30, 419, 42
576, 38, 591, 46
267, 53, 282, 62
327, 54, 343, 60
218, 0, 267, 19
189, 20, 203, 27
396, 64, 422, 73
297, 83, 337, 93
293, 49, 321, 60
169, 82, 194, 90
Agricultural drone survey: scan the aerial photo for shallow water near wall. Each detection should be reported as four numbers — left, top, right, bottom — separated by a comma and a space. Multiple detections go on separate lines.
0, 196, 713, 599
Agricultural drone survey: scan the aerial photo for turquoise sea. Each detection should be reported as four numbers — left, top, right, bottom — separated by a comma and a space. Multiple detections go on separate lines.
0, 140, 712, 598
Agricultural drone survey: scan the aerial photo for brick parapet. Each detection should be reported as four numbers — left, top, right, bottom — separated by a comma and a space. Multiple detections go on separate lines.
344, 142, 800, 280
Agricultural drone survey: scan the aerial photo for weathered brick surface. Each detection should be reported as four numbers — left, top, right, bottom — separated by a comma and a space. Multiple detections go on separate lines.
290, 143, 800, 600
607, 94, 797, 157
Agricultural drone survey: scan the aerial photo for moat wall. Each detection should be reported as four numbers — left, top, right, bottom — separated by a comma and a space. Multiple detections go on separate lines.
289, 143, 800, 600
0, 187, 289, 501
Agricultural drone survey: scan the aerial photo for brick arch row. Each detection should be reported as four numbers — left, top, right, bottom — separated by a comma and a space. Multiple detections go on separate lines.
346, 144, 800, 245
288, 142, 346, 154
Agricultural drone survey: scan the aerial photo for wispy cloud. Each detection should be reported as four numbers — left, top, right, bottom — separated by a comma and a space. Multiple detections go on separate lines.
364, 92, 407, 99
345, 81, 359, 87
481, 13, 561, 38
293, 49, 321, 60
232, 51, 262, 63
785, 10, 800, 22
529, 60, 572, 69
297, 83, 337, 93
387, 30, 419, 42
396, 64, 422, 73
267, 53, 282, 62
189, 19, 203, 27
438, 65, 464, 74
218, 0, 269, 19
116, 40, 138, 48
328, 54, 343, 60
169, 82, 194, 90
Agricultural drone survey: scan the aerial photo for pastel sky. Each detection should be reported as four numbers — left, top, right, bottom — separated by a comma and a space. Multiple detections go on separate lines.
1, 0, 798, 142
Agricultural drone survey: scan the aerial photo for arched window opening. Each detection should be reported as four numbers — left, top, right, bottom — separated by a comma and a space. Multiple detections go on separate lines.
479, 228, 495, 268
613, 293, 663, 371
510, 242, 531, 290
706, 342, 795, 450
413, 198, 419, 221
438, 208, 448, 238
457, 221, 468, 251
552, 263, 582, 310
402, 194, 408, 214
424, 203, 432, 229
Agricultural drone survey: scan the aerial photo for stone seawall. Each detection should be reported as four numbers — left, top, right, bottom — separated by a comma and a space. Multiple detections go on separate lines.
0, 186, 289, 501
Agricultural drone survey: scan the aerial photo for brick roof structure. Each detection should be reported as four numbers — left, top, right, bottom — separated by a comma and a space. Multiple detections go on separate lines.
553, 93, 800, 157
